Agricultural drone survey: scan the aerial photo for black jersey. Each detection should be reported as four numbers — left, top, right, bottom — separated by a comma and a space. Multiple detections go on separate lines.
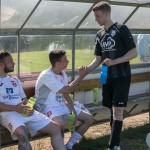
94, 22, 136, 78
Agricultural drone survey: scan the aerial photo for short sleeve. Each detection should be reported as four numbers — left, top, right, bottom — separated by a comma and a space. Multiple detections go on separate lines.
39, 73, 64, 93
94, 34, 102, 56
120, 25, 136, 52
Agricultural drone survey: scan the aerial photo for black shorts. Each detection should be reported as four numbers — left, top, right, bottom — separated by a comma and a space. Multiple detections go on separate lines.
102, 76, 131, 108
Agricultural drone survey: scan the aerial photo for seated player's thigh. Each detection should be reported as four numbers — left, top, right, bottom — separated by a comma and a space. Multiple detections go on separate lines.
52, 116, 65, 129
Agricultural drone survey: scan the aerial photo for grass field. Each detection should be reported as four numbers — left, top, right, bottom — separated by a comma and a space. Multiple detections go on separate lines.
11, 49, 141, 74
74, 123, 150, 150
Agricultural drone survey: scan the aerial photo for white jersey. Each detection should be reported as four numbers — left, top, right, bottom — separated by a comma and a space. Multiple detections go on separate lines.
0, 76, 26, 106
35, 68, 68, 107
0, 76, 51, 140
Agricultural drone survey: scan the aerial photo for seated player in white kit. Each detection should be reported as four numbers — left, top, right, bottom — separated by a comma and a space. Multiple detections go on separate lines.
35, 50, 95, 150
0, 50, 66, 150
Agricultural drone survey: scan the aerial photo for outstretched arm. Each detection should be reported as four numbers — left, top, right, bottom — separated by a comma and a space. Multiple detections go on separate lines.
103, 48, 137, 66
87, 56, 102, 72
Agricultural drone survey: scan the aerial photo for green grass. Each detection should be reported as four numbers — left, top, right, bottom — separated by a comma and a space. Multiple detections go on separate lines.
73, 123, 150, 150
11, 50, 141, 74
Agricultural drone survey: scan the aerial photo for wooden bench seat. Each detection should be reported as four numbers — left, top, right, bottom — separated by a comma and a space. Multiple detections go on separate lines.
0, 71, 150, 148
1, 93, 149, 148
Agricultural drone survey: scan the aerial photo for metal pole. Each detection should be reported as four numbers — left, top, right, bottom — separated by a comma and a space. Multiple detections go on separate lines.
16, 0, 42, 78
71, 31, 76, 81
123, 6, 140, 24
74, 3, 96, 31
17, 34, 20, 78
17, 0, 42, 34
71, 2, 96, 81
0, 0, 1, 34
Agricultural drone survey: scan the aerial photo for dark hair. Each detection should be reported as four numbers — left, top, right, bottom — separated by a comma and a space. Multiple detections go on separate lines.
0, 50, 11, 63
49, 50, 66, 67
92, 1, 111, 13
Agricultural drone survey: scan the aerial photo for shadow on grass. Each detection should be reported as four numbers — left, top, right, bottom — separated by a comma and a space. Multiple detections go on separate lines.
73, 123, 150, 150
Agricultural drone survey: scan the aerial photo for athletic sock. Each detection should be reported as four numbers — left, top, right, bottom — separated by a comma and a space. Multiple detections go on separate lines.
65, 131, 82, 149
109, 120, 123, 148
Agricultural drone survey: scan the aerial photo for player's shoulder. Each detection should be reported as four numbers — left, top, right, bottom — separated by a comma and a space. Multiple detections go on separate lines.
9, 75, 19, 81
39, 68, 55, 79
97, 28, 105, 36
115, 22, 129, 31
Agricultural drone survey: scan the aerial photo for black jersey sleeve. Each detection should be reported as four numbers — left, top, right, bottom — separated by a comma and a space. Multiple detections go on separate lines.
94, 34, 102, 56
120, 25, 136, 52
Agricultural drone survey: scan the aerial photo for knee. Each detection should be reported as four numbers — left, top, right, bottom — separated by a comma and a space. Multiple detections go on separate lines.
58, 123, 65, 133
113, 108, 123, 120
85, 114, 95, 125
14, 126, 28, 139
50, 123, 62, 136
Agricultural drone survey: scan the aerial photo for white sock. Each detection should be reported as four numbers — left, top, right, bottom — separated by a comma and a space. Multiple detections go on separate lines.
65, 132, 82, 149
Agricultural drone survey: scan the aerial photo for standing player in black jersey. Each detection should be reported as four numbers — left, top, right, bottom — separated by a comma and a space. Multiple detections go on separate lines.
84, 1, 137, 150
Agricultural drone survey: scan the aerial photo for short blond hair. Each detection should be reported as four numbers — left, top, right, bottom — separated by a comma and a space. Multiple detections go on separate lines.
93, 1, 111, 13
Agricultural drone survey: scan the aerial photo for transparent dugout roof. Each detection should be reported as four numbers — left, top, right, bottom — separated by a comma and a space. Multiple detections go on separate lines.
109, 0, 150, 4
126, 7, 150, 29
0, 0, 150, 34
24, 1, 92, 29
1, 0, 39, 29
80, 5, 136, 29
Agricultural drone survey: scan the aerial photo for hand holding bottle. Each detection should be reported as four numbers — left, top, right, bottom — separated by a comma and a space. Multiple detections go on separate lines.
22, 97, 36, 117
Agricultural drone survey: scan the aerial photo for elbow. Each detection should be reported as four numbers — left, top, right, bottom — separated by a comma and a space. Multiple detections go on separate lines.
131, 48, 138, 59
60, 87, 71, 94
133, 50, 138, 58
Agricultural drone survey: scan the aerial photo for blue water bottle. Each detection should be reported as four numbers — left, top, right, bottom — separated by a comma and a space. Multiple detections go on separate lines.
100, 64, 108, 84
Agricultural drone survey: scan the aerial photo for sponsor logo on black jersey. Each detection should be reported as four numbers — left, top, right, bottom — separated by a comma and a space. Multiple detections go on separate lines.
11, 81, 17, 87
100, 34, 116, 52
6, 88, 13, 94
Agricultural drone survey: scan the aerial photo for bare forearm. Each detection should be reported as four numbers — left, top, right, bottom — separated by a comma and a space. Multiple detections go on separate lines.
63, 94, 76, 115
60, 75, 85, 94
60, 56, 101, 94
68, 76, 84, 93
0, 103, 15, 112
87, 56, 102, 72
114, 48, 137, 65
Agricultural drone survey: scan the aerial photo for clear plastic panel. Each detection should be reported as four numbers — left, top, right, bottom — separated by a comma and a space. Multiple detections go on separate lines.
19, 35, 72, 76
24, 1, 92, 29
126, 7, 150, 29
75, 34, 141, 68
0, 36, 18, 74
75, 34, 95, 68
80, 5, 135, 28
1, 0, 39, 29
109, 0, 150, 4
